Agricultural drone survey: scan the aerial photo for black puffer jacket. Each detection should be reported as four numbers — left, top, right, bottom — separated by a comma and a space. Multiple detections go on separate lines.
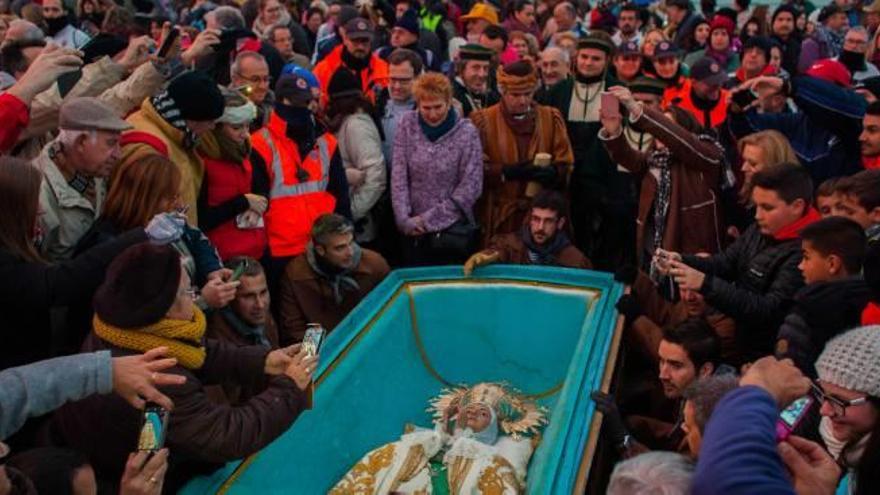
776, 277, 871, 377
683, 223, 805, 359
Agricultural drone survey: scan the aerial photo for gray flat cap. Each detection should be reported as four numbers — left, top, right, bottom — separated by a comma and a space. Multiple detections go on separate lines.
59, 97, 133, 132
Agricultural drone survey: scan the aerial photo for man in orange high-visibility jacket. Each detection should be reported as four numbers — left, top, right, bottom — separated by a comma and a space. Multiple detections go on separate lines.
662, 57, 730, 131
313, 17, 389, 106
250, 73, 352, 278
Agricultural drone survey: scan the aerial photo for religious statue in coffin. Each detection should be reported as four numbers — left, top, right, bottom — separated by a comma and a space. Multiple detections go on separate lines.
330, 382, 548, 494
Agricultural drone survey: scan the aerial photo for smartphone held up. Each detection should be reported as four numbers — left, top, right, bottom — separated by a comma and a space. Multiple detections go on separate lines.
138, 403, 169, 453
600, 92, 620, 119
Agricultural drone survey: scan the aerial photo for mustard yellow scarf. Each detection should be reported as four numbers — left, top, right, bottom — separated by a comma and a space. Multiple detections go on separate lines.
93, 307, 208, 369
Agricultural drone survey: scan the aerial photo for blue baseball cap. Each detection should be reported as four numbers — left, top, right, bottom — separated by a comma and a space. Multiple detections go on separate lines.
281, 64, 319, 89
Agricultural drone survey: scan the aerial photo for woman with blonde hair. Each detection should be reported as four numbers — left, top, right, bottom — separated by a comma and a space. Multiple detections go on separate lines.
391, 72, 483, 265
721, 130, 800, 236
737, 130, 799, 200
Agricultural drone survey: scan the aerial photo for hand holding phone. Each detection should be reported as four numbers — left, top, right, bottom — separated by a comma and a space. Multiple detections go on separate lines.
229, 259, 249, 282
302, 324, 325, 358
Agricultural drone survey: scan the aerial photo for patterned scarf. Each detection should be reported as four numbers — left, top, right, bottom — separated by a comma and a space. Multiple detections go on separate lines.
649, 147, 673, 253
151, 90, 198, 150
306, 241, 363, 305
93, 307, 207, 369
649, 133, 726, 251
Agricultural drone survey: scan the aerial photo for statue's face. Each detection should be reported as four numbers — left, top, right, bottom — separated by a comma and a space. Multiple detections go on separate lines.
463, 404, 493, 433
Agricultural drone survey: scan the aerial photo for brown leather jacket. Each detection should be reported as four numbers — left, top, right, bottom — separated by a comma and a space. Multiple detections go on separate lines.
600, 106, 724, 260
278, 249, 390, 345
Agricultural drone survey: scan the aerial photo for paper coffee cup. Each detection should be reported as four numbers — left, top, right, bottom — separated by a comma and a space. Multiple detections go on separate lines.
527, 153, 553, 197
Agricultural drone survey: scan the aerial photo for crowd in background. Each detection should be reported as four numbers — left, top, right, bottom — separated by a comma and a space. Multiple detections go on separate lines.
1, 0, 880, 493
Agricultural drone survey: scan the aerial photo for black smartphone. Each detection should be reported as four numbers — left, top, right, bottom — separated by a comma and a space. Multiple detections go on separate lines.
57, 69, 84, 98
733, 88, 758, 109
137, 404, 169, 452
157, 27, 180, 59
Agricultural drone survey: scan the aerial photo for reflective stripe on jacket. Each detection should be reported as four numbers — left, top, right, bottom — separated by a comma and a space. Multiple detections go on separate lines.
251, 112, 337, 257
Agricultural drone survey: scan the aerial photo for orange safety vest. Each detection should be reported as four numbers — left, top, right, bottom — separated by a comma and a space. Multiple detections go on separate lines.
251, 112, 338, 258
662, 79, 729, 130
313, 45, 389, 106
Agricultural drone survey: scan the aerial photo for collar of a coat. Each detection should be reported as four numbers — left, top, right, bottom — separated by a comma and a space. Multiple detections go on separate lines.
36, 143, 103, 211
289, 250, 377, 282
139, 98, 186, 147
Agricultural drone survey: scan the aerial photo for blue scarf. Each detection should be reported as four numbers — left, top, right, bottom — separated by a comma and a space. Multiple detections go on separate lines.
419, 107, 457, 142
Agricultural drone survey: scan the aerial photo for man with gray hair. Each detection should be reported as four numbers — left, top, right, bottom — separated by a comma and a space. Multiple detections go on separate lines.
607, 451, 694, 495
836, 26, 880, 83
539, 46, 570, 89
32, 96, 132, 260
681, 374, 740, 457
278, 214, 390, 345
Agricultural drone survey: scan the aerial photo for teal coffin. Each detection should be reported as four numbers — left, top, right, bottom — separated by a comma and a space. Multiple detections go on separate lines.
180, 265, 624, 494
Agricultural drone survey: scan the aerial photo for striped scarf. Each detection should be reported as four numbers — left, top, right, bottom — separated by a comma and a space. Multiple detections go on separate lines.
151, 90, 198, 150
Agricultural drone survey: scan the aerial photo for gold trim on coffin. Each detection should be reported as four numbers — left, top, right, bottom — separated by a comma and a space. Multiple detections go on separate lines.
216, 277, 609, 494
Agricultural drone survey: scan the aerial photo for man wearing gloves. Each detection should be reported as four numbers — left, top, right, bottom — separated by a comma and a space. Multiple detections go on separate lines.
470, 61, 573, 246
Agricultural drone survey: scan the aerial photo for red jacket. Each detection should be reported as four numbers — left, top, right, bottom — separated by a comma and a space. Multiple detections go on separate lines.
0, 93, 29, 153
201, 155, 268, 260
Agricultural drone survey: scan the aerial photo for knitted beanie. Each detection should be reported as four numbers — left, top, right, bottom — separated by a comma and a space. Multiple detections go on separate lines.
93, 243, 182, 329
167, 71, 225, 122
327, 68, 363, 101
395, 9, 420, 35
815, 326, 880, 397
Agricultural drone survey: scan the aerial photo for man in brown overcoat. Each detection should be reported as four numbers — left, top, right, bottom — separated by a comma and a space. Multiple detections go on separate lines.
279, 214, 390, 345
470, 61, 574, 246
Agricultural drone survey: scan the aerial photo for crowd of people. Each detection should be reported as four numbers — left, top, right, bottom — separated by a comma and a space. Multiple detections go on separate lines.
0, 0, 879, 493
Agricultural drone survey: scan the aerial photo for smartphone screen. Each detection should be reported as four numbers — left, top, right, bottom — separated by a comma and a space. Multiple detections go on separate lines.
138, 405, 169, 452
779, 396, 811, 428
303, 325, 325, 358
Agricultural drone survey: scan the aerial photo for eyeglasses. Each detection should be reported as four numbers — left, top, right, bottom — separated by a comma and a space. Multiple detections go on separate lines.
811, 381, 870, 417
237, 74, 271, 85
182, 287, 198, 301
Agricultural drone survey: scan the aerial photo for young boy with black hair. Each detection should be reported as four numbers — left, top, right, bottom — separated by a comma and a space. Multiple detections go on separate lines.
660, 164, 820, 361
776, 216, 870, 376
